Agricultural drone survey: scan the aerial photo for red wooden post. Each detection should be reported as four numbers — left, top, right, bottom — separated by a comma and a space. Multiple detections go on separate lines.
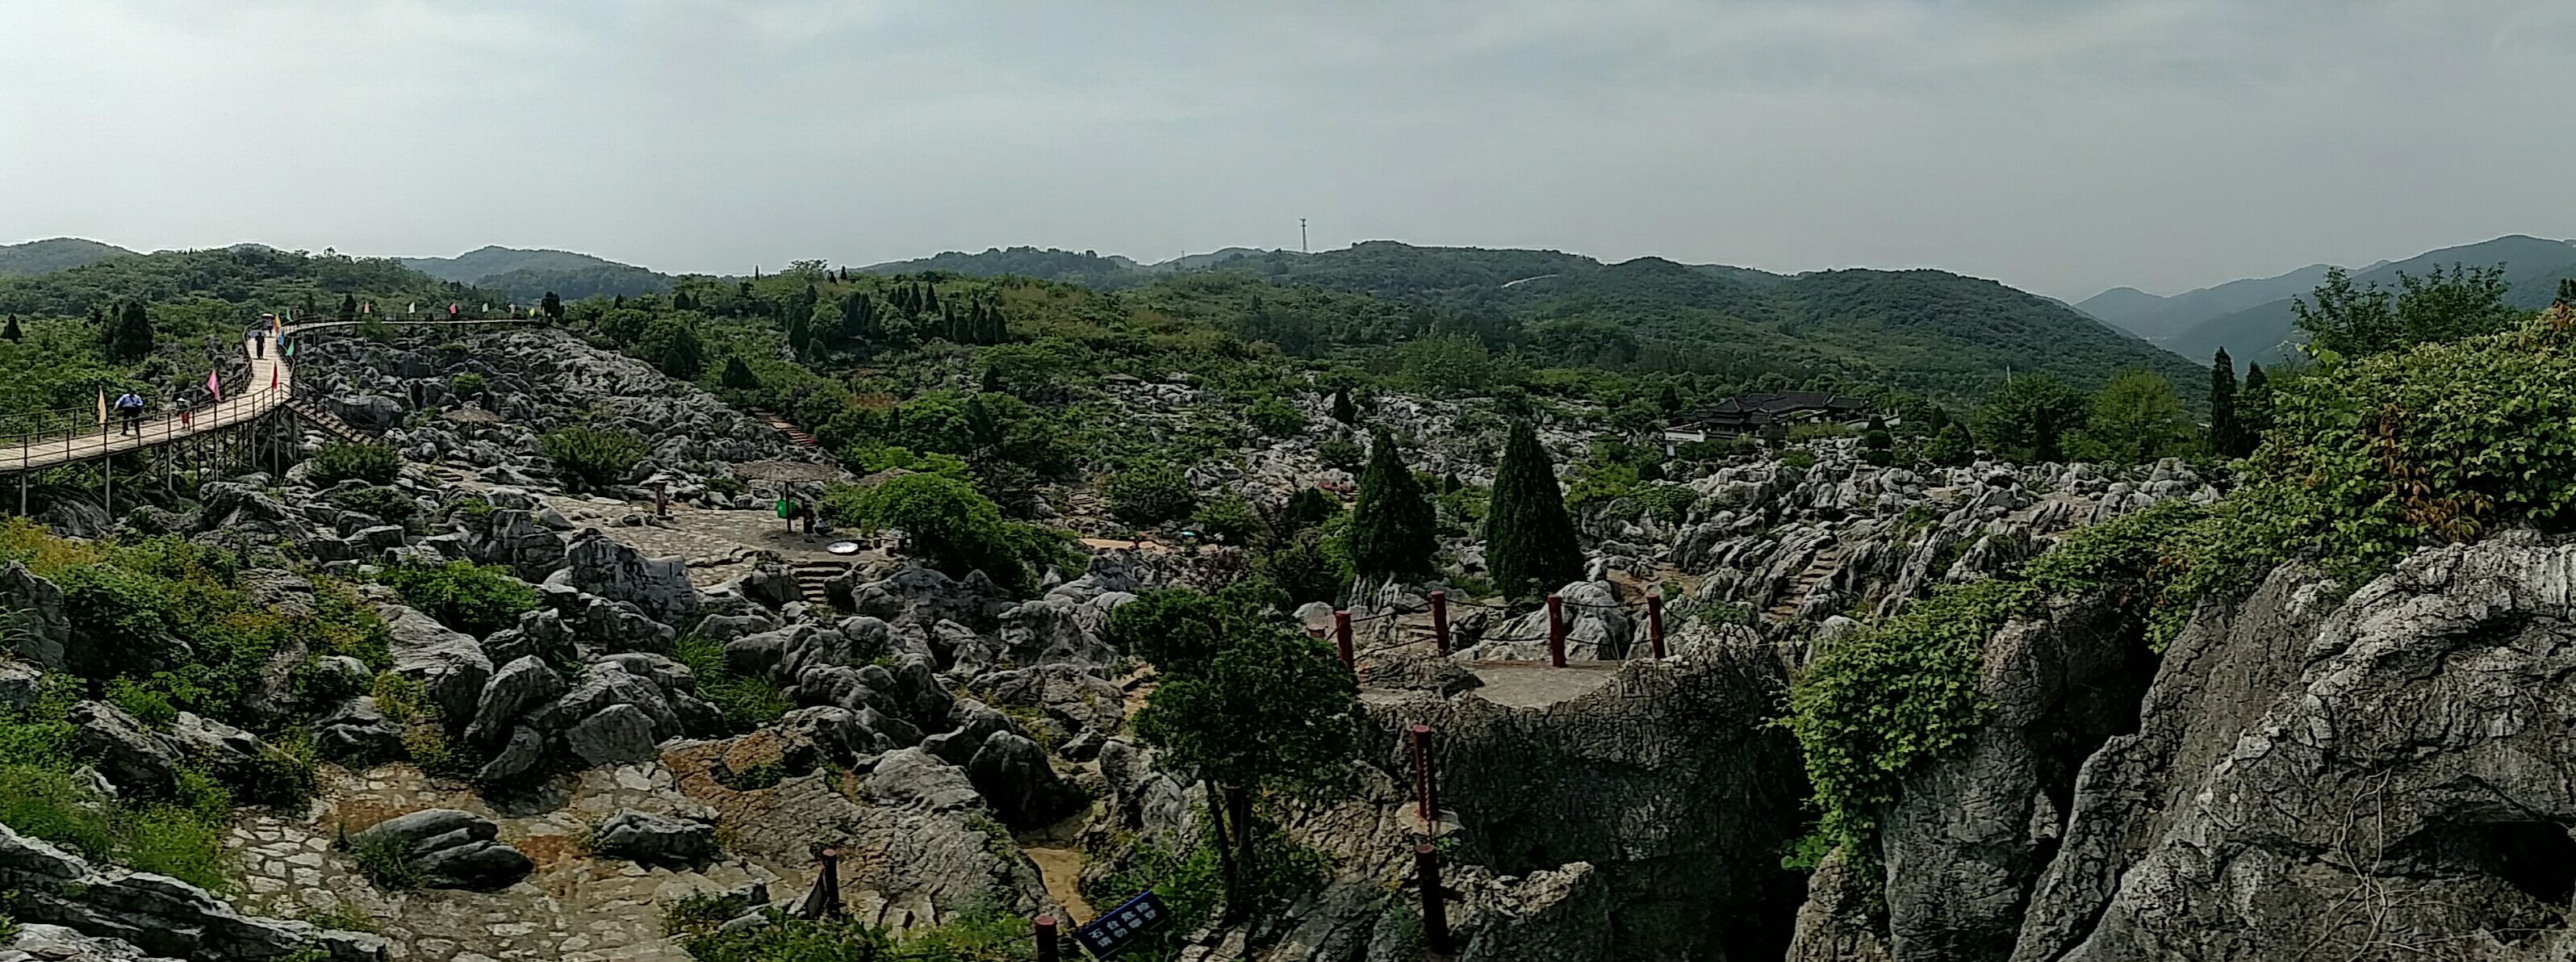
1546, 592, 1566, 667
1416, 843, 1452, 954
1409, 724, 1437, 824
1428, 590, 1450, 655
1035, 916, 1060, 962
1647, 595, 1667, 659
1334, 609, 1355, 670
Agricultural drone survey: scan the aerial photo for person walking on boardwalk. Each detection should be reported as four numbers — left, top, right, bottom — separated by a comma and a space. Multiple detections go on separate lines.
113, 391, 144, 435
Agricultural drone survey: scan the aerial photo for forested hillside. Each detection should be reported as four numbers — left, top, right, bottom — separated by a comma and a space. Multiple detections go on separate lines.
859, 240, 2202, 400
398, 245, 672, 301
0, 237, 135, 277
2164, 235, 2576, 364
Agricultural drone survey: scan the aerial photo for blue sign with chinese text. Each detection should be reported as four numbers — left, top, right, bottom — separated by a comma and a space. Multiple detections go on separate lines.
1073, 890, 1172, 958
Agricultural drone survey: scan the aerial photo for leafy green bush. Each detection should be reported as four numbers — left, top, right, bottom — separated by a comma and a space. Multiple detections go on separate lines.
671, 634, 788, 731
1784, 500, 2199, 856
1625, 483, 1700, 526
1315, 438, 1364, 472
309, 442, 401, 487
1244, 395, 1307, 436
1105, 460, 1196, 527
450, 372, 488, 400
823, 474, 1068, 593
378, 560, 539, 638
1186, 493, 1258, 546
1777, 449, 1817, 471
344, 830, 421, 891
538, 426, 646, 491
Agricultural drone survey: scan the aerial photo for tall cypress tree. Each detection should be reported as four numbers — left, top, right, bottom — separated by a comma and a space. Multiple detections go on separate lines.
337, 292, 358, 322
105, 301, 154, 362
1486, 419, 1582, 599
2208, 348, 2240, 458
2, 316, 19, 343
1330, 387, 1357, 425
2237, 364, 2272, 456
1348, 429, 1437, 580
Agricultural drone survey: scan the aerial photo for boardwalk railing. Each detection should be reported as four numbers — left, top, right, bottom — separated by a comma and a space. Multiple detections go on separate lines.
0, 317, 542, 477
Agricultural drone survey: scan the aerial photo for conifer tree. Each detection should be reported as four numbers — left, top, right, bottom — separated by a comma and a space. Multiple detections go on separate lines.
2, 316, 19, 343
2238, 364, 2273, 454
1486, 419, 1582, 599
2207, 348, 2241, 458
104, 301, 154, 362
337, 292, 358, 322
1330, 387, 1357, 425
1348, 429, 1437, 580
658, 324, 705, 380
542, 291, 564, 321
720, 355, 758, 391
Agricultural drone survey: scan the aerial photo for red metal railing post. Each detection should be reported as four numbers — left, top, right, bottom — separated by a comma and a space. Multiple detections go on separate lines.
1035, 916, 1059, 962
1334, 609, 1355, 670
1416, 843, 1451, 955
1428, 590, 1450, 655
1546, 592, 1566, 667
1647, 595, 1666, 659
1409, 724, 1437, 824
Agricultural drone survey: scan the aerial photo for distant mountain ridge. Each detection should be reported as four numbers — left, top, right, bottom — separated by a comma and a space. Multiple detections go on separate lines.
397, 245, 671, 302
0, 237, 136, 277
2170, 236, 2576, 365
2081, 234, 2576, 365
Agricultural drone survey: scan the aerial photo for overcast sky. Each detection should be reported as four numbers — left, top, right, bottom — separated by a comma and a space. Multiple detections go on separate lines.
4, 0, 2570, 300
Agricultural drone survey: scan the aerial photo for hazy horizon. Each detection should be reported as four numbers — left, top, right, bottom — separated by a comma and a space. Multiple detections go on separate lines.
7, 1, 2573, 301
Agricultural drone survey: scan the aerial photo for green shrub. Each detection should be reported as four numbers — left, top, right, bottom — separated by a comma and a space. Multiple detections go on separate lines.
450, 372, 488, 400
671, 634, 788, 732
1186, 494, 1259, 545
378, 560, 539, 638
1778, 449, 1817, 471
538, 426, 646, 491
123, 804, 232, 893
1315, 437, 1364, 471
1625, 483, 1700, 526
826, 474, 1068, 593
1244, 395, 1307, 436
344, 830, 420, 891
1104, 460, 1196, 527
1784, 500, 2199, 856
309, 442, 401, 487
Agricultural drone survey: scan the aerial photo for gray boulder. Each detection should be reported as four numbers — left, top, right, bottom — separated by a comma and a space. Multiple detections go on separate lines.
67, 702, 183, 797
461, 655, 564, 748
0, 661, 42, 713
0, 563, 71, 671
475, 725, 546, 784
0, 823, 387, 961
349, 809, 530, 893
557, 531, 698, 626
312, 696, 406, 761
589, 809, 718, 865
379, 604, 494, 730
565, 703, 660, 767
964, 731, 1085, 830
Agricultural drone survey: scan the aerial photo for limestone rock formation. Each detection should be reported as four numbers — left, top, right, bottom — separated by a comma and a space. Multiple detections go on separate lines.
0, 823, 385, 961
590, 808, 719, 866
349, 809, 533, 892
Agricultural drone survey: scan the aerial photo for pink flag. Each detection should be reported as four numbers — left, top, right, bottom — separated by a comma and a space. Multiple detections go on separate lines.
207, 368, 222, 403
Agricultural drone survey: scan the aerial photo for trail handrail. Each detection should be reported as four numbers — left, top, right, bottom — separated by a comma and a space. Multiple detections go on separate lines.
0, 316, 545, 476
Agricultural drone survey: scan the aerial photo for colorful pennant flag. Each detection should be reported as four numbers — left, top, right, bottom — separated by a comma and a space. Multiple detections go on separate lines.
207, 369, 222, 404
95, 390, 106, 426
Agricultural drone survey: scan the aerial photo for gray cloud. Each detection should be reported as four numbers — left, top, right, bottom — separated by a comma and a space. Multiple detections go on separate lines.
3, 0, 2570, 299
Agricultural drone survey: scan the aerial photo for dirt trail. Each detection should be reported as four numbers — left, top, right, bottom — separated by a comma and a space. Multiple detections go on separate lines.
1017, 805, 1100, 922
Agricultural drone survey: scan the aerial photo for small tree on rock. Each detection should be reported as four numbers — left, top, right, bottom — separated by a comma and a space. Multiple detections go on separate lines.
103, 301, 153, 362
1329, 387, 1357, 425
1486, 419, 1582, 599
719, 355, 759, 391
1, 316, 19, 342
1132, 599, 1361, 920
1347, 429, 1436, 580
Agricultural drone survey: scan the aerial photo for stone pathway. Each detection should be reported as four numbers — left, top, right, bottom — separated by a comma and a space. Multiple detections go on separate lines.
228, 763, 781, 962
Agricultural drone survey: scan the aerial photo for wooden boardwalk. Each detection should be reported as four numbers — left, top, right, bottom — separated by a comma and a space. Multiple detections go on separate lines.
0, 318, 533, 475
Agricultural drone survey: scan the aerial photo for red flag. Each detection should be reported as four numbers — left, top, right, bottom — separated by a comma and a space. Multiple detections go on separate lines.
207, 368, 222, 403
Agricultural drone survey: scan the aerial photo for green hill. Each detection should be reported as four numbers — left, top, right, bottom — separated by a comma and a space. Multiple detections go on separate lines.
0, 237, 136, 278
0, 245, 488, 318
2168, 235, 2576, 365
856, 239, 2205, 401
2075, 265, 2336, 344
399, 245, 642, 282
